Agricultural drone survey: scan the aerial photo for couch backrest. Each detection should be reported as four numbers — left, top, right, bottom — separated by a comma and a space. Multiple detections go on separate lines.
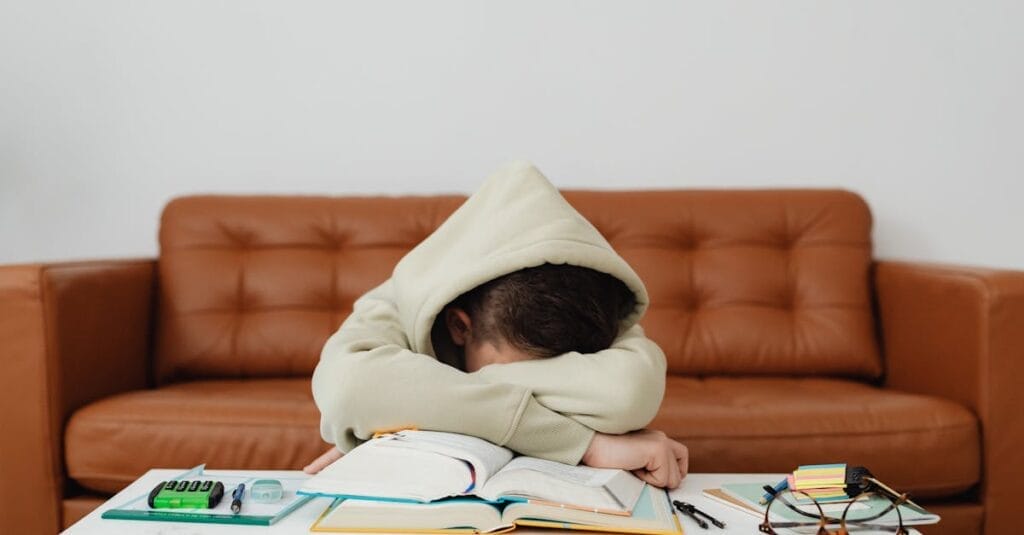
156, 190, 881, 384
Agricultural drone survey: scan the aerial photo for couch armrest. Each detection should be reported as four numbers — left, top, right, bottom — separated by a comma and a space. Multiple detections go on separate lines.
0, 259, 155, 533
875, 260, 1024, 534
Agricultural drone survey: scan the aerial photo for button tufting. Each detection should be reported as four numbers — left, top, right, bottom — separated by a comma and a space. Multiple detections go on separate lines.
156, 190, 878, 382
331, 232, 349, 249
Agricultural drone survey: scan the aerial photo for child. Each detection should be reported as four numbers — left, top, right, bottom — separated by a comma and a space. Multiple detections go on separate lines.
309, 162, 688, 488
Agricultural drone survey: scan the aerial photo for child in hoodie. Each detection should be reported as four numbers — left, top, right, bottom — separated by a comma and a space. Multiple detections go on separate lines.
308, 162, 688, 488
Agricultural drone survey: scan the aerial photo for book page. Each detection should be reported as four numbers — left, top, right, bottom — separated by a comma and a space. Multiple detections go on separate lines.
503, 484, 681, 533
378, 431, 513, 487
299, 444, 470, 502
497, 456, 620, 487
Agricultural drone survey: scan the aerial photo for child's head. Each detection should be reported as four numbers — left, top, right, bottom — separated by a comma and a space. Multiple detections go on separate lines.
441, 264, 637, 372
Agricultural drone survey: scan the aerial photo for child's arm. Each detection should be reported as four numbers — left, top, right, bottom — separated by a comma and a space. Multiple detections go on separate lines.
470, 324, 667, 434
312, 279, 596, 464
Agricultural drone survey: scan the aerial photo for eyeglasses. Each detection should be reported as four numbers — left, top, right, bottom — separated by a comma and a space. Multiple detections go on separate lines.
758, 482, 910, 535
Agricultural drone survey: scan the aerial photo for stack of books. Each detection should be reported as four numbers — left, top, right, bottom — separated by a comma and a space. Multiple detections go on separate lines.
298, 430, 682, 534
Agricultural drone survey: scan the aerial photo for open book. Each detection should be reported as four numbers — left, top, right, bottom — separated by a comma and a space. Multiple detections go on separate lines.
311, 484, 681, 534
298, 430, 646, 514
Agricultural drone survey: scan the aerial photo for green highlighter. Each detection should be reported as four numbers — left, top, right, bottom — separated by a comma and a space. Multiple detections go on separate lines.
148, 480, 225, 509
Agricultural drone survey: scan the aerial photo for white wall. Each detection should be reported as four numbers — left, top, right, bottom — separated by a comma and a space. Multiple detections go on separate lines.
2, 1, 1021, 268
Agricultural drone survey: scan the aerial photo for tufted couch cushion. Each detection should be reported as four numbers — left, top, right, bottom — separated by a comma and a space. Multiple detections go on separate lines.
569, 190, 880, 377
156, 190, 880, 383
155, 195, 464, 383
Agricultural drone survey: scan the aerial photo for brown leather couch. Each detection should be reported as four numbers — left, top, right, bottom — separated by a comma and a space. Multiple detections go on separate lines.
2, 190, 1020, 534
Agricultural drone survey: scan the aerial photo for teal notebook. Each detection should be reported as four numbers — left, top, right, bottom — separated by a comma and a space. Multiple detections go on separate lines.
101, 465, 315, 526
719, 482, 941, 527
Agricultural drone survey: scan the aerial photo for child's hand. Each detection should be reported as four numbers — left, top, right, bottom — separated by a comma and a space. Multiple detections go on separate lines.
303, 447, 343, 474
580, 429, 689, 489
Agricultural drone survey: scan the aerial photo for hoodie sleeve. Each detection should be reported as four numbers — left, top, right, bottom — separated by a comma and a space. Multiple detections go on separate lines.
311, 279, 596, 464
471, 324, 667, 434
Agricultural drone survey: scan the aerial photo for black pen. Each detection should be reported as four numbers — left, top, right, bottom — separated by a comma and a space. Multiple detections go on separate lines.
672, 500, 707, 529
676, 505, 707, 528
687, 502, 726, 529
673, 500, 726, 529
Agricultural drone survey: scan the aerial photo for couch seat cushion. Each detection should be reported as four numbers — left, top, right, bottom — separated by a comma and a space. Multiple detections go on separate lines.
651, 377, 979, 498
65, 379, 327, 494
66, 376, 980, 499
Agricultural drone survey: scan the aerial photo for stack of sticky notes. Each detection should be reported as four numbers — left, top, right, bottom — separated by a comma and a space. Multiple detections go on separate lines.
788, 463, 850, 503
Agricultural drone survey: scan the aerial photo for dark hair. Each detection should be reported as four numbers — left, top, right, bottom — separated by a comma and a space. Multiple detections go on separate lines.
448, 263, 637, 358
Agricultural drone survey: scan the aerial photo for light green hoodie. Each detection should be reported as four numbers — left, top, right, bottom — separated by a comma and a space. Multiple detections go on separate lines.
311, 161, 667, 464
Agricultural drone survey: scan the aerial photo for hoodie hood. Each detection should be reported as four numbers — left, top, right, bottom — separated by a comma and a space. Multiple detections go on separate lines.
391, 161, 649, 357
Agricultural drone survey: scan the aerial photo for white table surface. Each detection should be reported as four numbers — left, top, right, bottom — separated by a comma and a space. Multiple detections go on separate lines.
62, 471, 921, 534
